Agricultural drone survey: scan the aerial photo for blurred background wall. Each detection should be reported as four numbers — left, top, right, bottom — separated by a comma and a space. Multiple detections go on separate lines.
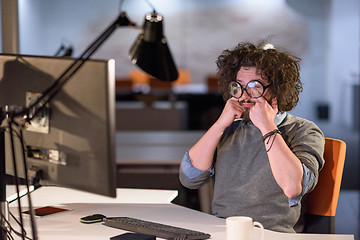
1, 0, 359, 237
3, 0, 357, 188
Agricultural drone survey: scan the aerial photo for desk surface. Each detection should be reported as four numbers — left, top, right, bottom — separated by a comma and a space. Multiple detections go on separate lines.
9, 203, 354, 240
7, 186, 178, 207
7, 188, 354, 240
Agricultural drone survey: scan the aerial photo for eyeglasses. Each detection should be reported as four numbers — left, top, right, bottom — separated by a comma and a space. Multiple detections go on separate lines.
228, 80, 271, 99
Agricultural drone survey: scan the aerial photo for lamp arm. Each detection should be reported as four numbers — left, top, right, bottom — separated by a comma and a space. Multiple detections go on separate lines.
0, 12, 137, 240
14, 12, 137, 122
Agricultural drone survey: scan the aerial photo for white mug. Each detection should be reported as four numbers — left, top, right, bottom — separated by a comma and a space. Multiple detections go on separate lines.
226, 216, 264, 240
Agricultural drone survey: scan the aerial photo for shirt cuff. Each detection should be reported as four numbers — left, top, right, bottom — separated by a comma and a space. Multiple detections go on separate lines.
181, 150, 214, 179
288, 163, 316, 207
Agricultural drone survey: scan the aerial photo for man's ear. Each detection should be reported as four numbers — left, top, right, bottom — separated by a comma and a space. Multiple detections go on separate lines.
265, 96, 276, 106
270, 97, 278, 110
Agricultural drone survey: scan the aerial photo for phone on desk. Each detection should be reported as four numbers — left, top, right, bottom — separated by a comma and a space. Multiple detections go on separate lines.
22, 206, 72, 218
110, 233, 155, 240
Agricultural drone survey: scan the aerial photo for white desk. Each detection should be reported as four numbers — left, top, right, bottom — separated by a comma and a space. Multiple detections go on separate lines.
7, 188, 355, 240
7, 186, 178, 206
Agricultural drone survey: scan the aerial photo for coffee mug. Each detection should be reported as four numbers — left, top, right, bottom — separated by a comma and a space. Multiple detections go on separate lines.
226, 216, 264, 240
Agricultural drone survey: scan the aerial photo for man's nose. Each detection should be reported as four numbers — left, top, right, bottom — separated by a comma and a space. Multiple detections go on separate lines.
241, 90, 252, 100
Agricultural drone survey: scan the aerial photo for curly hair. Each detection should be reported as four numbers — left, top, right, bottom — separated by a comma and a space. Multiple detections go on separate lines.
216, 41, 303, 112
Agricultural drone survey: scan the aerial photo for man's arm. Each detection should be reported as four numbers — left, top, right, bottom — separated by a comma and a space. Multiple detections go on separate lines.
250, 97, 304, 198
180, 98, 242, 189
179, 151, 214, 189
289, 164, 316, 206
189, 98, 244, 171
265, 133, 304, 198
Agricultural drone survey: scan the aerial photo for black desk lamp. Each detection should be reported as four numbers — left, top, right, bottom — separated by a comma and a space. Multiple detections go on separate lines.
0, 9, 178, 240
16, 10, 178, 122
130, 11, 178, 82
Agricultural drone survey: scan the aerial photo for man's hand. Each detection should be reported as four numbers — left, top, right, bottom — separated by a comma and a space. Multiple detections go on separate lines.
189, 97, 245, 171
215, 98, 245, 130
249, 97, 278, 133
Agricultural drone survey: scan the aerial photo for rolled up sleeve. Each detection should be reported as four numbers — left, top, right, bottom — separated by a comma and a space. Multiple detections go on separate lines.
288, 164, 316, 207
179, 150, 214, 189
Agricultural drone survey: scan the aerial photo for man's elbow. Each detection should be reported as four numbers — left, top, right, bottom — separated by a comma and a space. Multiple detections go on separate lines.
283, 183, 303, 199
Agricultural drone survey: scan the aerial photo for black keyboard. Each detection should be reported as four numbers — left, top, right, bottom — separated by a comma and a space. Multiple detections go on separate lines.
104, 217, 211, 240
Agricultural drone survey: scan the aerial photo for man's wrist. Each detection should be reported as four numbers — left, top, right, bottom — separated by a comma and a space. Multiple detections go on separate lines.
262, 129, 281, 141
259, 123, 277, 135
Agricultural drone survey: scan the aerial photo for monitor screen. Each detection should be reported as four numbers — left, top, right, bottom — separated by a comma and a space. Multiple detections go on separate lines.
0, 53, 116, 197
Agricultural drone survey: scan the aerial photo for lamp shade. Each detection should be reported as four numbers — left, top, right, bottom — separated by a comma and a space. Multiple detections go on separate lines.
129, 11, 178, 82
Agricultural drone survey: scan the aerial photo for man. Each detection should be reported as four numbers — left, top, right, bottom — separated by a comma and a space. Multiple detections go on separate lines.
179, 41, 325, 233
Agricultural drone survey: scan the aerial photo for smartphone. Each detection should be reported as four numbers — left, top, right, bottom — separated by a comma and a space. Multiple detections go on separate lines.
110, 233, 155, 240
23, 206, 72, 218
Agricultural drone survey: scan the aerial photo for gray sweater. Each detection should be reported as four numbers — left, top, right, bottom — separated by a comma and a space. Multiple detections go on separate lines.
179, 113, 325, 233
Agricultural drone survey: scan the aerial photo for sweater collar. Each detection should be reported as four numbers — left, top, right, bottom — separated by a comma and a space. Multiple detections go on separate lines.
237, 112, 287, 127
274, 112, 287, 126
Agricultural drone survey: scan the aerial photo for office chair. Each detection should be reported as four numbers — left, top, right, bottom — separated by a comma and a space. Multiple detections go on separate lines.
303, 137, 346, 234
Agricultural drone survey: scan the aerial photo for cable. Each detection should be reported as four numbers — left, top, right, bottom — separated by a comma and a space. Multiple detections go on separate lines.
0, 210, 32, 240
144, 0, 156, 11
0, 211, 12, 240
9, 212, 32, 240
8, 120, 26, 240
23, 15, 122, 123
54, 45, 65, 57
2, 120, 34, 240
18, 128, 37, 240
118, 0, 124, 12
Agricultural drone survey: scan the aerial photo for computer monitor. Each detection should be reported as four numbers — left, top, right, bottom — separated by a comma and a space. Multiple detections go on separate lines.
0, 53, 116, 197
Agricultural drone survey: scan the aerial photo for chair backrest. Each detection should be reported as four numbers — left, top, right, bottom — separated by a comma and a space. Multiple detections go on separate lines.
303, 137, 346, 233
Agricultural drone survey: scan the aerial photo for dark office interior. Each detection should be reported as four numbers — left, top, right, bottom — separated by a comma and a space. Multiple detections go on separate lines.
1, 0, 359, 239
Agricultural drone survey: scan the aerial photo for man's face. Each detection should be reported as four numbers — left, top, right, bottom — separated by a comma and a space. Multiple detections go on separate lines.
235, 67, 273, 119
